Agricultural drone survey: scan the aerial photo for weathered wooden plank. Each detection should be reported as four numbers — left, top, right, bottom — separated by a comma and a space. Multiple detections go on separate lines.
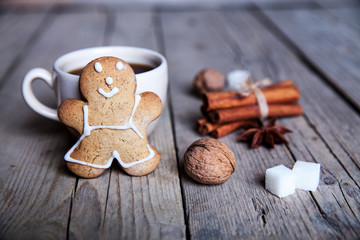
258, 8, 360, 177
1, 0, 357, 10
0, 0, 319, 11
105, 10, 185, 239
0, 11, 106, 239
0, 0, 252, 8
313, 0, 360, 9
222, 9, 360, 232
0, 10, 48, 84
261, 9, 360, 111
161, 11, 313, 239
102, 105, 185, 240
104, 10, 186, 238
68, 10, 185, 240
106, 10, 158, 48
323, 7, 360, 31
161, 10, 360, 239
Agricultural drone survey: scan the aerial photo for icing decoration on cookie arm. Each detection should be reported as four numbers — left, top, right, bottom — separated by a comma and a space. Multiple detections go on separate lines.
127, 94, 144, 139
132, 92, 163, 135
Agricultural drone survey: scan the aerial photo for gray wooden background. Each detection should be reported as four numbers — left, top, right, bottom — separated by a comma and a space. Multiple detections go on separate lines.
0, 0, 359, 239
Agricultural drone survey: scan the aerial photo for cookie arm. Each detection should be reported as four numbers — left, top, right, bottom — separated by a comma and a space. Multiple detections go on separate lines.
132, 92, 163, 135
58, 99, 85, 134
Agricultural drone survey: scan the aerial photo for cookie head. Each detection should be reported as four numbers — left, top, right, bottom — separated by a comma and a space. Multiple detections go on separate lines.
79, 56, 136, 102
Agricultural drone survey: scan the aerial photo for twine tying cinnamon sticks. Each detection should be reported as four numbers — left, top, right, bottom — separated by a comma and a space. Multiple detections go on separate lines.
237, 78, 272, 120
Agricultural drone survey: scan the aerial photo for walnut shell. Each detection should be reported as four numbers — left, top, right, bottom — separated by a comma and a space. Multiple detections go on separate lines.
184, 138, 236, 184
193, 68, 225, 95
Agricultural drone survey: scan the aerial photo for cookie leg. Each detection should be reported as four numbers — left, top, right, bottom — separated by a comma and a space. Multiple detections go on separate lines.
120, 145, 161, 176
65, 135, 114, 178
66, 162, 106, 178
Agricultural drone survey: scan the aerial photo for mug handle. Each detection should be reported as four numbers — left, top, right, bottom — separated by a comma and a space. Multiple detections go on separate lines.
22, 68, 58, 121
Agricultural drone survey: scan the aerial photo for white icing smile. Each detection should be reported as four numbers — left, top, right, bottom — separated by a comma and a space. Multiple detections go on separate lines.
98, 87, 119, 98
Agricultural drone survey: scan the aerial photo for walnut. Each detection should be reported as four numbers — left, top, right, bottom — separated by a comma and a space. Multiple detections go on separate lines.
193, 68, 225, 95
184, 138, 236, 184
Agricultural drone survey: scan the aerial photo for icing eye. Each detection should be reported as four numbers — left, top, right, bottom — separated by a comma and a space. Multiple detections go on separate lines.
116, 62, 124, 71
94, 62, 102, 73
106, 77, 113, 85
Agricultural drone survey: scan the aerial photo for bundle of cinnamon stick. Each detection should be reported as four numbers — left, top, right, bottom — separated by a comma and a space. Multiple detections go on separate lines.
196, 79, 303, 138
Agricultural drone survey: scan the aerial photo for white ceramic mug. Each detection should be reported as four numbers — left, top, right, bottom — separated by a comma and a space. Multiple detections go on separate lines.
22, 46, 168, 133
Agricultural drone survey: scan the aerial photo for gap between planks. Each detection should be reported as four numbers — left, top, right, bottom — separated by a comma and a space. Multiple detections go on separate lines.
152, 8, 191, 240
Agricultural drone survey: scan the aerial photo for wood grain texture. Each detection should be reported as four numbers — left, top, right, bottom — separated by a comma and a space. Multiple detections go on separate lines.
1, 3, 360, 240
161, 10, 360, 239
323, 7, 360, 31
221, 9, 360, 236
67, 10, 185, 240
105, 10, 185, 239
0, 0, 253, 8
0, 11, 106, 240
313, 0, 360, 9
0, 10, 48, 84
258, 7, 360, 182
102, 105, 185, 240
262, 8, 360, 111
106, 11, 158, 48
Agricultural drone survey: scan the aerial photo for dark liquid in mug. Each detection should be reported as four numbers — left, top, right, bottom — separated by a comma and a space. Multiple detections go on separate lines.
68, 63, 154, 75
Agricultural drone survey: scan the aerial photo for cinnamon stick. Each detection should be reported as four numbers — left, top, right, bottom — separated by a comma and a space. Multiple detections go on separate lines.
202, 79, 293, 105
266, 79, 293, 89
208, 104, 303, 124
203, 80, 293, 102
210, 121, 257, 139
203, 86, 300, 111
196, 118, 221, 135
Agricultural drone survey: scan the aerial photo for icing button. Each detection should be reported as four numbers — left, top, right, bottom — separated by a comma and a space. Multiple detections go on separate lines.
106, 77, 113, 85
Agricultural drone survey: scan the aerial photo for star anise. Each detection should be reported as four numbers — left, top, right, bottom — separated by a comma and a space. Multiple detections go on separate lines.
238, 118, 292, 148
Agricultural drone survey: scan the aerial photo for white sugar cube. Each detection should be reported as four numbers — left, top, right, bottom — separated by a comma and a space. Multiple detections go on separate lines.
292, 161, 320, 191
265, 165, 295, 198
226, 70, 250, 90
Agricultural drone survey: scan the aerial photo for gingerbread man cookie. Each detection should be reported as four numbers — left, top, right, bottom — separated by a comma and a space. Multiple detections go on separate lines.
58, 57, 162, 178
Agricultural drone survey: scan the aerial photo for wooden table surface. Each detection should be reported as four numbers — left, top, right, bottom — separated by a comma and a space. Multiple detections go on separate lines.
1, 0, 360, 239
